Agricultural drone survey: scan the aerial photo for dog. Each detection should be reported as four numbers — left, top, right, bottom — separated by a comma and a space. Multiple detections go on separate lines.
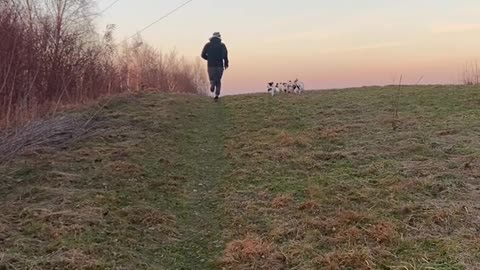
278, 82, 288, 93
293, 79, 305, 94
267, 82, 290, 96
267, 82, 281, 96
268, 79, 305, 96
287, 81, 296, 93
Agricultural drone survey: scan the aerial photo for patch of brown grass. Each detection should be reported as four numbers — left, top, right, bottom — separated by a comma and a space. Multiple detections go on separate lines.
109, 149, 130, 161
395, 203, 473, 237
390, 178, 424, 194
298, 200, 320, 212
278, 132, 295, 147
438, 129, 458, 136
117, 207, 178, 237
336, 210, 371, 226
46, 170, 82, 184
0, 249, 101, 270
334, 226, 363, 244
14, 186, 76, 205
271, 194, 293, 209
318, 126, 346, 140
427, 207, 470, 229
105, 160, 143, 178
228, 168, 251, 180
93, 193, 120, 205
304, 210, 372, 239
294, 134, 313, 148
270, 219, 306, 242
19, 207, 104, 239
315, 249, 374, 270
367, 222, 397, 244
273, 148, 294, 161
276, 131, 312, 148
219, 234, 287, 270
430, 209, 452, 226
306, 185, 323, 199
35, 249, 101, 270
362, 161, 387, 176
312, 151, 348, 161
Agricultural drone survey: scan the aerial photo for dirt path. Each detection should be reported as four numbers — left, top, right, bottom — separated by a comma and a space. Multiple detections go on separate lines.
163, 99, 229, 268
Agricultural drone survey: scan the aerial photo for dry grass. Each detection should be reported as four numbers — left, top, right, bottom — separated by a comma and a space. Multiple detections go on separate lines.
19, 206, 104, 238
1, 248, 101, 270
219, 235, 287, 270
117, 206, 178, 236
220, 85, 480, 269
315, 249, 375, 270
271, 194, 293, 208
0, 114, 100, 164
2, 86, 480, 269
104, 160, 144, 178
0, 93, 195, 269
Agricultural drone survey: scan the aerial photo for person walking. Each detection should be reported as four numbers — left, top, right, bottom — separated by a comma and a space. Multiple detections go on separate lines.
201, 32, 229, 101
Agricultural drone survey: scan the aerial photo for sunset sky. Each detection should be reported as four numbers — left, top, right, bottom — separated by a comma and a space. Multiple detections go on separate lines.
97, 0, 480, 94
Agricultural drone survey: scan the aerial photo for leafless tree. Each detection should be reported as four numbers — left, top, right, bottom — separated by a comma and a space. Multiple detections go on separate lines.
0, 0, 207, 128
463, 60, 480, 86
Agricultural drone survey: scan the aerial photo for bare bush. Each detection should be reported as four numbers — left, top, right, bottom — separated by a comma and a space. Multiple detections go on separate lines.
0, 0, 208, 128
0, 114, 99, 163
462, 60, 480, 86
116, 40, 207, 94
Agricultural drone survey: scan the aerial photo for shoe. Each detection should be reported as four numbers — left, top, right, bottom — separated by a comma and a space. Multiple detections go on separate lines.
214, 96, 219, 102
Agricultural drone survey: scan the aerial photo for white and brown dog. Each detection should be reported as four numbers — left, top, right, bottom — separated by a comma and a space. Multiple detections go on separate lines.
267, 82, 280, 96
292, 79, 305, 94
267, 79, 304, 96
267, 82, 288, 96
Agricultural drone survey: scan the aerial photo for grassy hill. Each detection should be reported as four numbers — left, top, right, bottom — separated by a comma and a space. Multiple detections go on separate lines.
1, 86, 480, 269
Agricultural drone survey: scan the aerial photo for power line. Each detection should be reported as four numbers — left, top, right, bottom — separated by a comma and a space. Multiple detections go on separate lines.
85, 0, 195, 129
125, 0, 194, 41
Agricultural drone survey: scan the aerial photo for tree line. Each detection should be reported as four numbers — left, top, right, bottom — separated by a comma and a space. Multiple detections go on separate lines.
0, 0, 207, 127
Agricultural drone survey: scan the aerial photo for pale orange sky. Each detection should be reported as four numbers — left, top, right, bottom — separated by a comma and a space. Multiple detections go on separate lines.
97, 0, 480, 94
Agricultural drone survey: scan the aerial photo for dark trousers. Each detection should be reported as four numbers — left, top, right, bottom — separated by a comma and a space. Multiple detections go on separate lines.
208, 67, 224, 96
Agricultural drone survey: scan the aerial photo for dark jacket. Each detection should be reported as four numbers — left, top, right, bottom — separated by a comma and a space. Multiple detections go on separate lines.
201, 37, 229, 68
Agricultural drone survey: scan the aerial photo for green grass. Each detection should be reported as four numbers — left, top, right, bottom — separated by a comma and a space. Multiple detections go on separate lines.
1, 85, 480, 269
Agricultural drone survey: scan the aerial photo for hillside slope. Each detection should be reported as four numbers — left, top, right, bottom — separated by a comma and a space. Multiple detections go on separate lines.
1, 86, 480, 269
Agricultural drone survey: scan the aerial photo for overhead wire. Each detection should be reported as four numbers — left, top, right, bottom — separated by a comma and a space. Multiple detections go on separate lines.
125, 0, 194, 41
84, 0, 195, 126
